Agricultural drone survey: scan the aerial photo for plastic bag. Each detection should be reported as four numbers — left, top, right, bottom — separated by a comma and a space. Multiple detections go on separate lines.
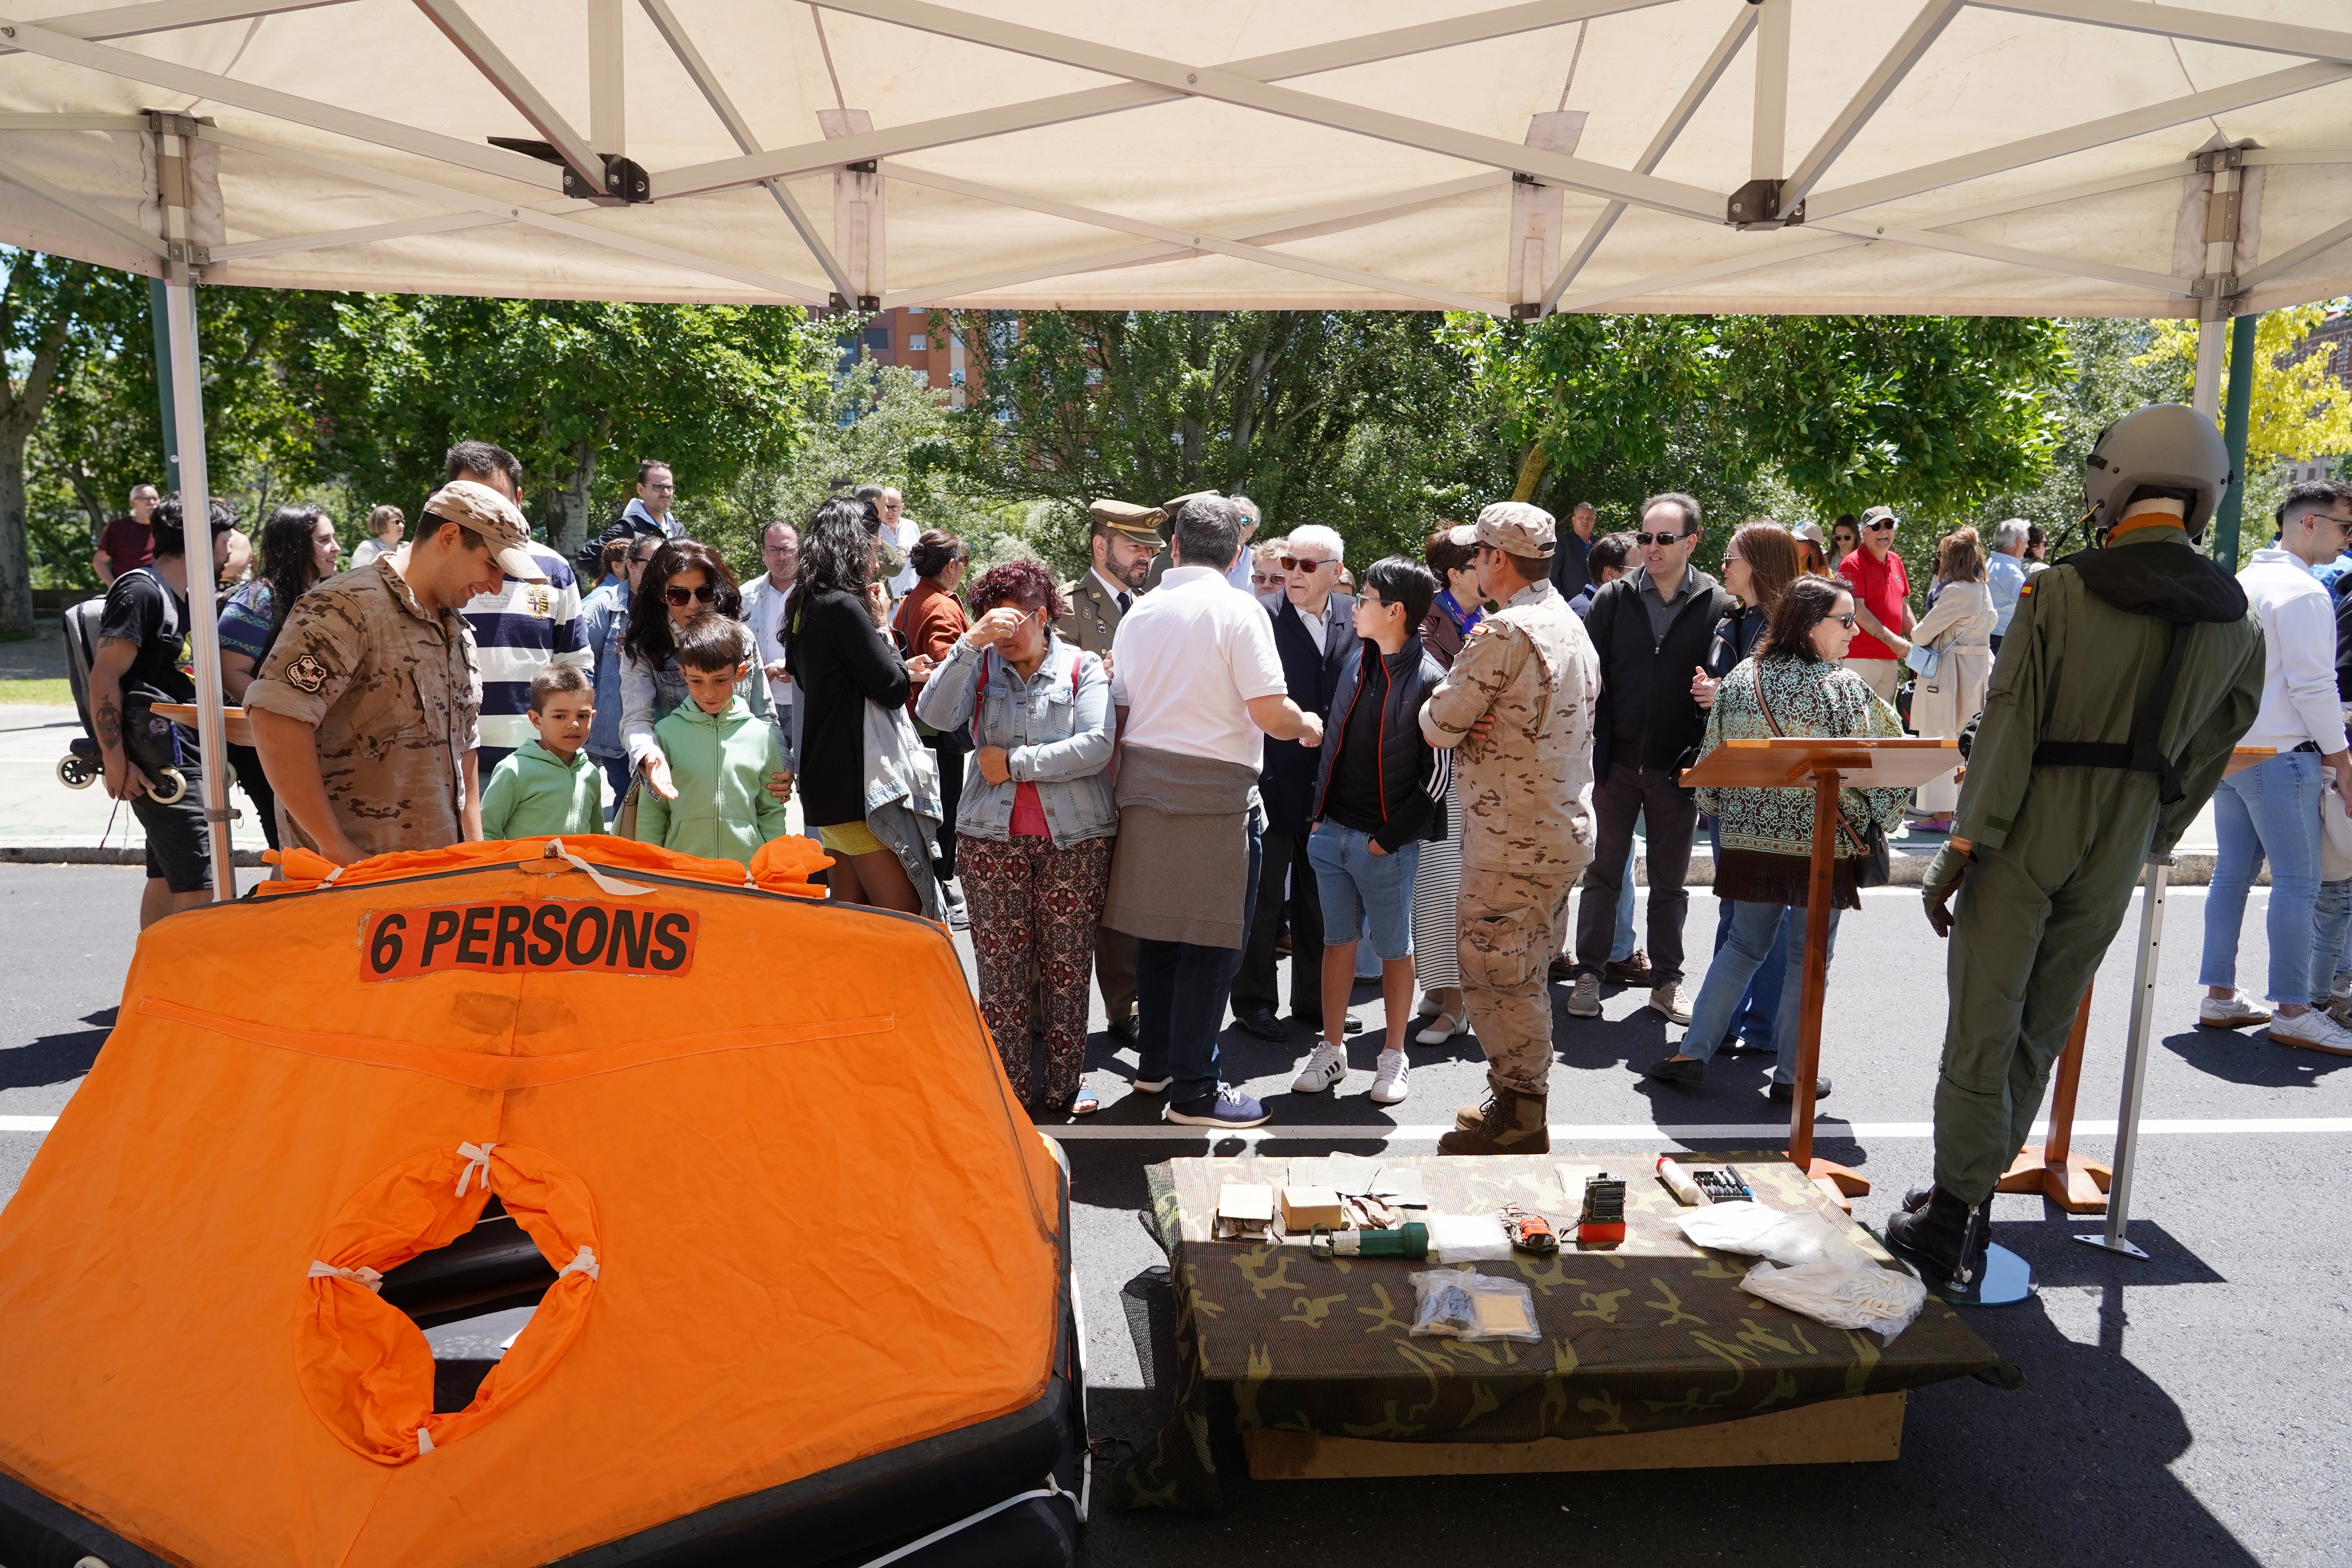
1677, 1202, 1926, 1343
1408, 1267, 1541, 1342
1424, 1212, 1512, 1263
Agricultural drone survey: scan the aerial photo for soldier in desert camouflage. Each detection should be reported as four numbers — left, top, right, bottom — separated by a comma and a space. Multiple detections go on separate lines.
1419, 501, 1601, 1155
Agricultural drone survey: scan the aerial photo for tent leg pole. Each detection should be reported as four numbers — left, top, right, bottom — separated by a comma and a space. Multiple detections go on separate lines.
2210, 309, 2258, 568
163, 272, 236, 904
2078, 857, 2168, 1258
147, 276, 179, 490
2190, 314, 2224, 420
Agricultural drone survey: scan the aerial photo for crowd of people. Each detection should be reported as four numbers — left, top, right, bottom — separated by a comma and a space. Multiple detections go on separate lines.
73, 435, 2352, 1156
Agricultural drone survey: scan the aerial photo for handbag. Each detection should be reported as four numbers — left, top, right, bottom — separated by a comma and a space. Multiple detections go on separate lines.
614, 771, 642, 842
1755, 669, 1892, 889
1902, 641, 1942, 679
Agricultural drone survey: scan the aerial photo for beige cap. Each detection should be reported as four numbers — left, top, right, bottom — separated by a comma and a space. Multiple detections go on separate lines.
422, 479, 544, 581
1474, 501, 1557, 558
1088, 498, 1166, 545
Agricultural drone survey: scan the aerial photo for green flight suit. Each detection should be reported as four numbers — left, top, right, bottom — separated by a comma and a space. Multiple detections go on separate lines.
1936, 522, 2264, 1202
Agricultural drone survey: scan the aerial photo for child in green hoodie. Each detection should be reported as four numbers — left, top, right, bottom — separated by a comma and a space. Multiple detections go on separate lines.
479, 664, 606, 840
633, 612, 791, 867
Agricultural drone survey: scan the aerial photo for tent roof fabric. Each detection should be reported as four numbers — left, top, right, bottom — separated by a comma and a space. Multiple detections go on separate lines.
0, 837, 1066, 1567
0, 0, 2344, 316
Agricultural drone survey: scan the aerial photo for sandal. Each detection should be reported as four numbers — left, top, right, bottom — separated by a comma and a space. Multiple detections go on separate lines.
1043, 1089, 1101, 1118
1415, 1011, 1468, 1045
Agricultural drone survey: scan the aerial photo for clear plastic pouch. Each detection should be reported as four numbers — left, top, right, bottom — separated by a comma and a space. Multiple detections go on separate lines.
1407, 1266, 1541, 1343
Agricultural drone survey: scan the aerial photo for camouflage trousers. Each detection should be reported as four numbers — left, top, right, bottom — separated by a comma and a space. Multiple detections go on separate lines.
1457, 864, 1578, 1095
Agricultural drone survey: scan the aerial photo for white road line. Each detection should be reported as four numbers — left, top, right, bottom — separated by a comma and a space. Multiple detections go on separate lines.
1043, 1116, 2352, 1142
0, 1116, 58, 1132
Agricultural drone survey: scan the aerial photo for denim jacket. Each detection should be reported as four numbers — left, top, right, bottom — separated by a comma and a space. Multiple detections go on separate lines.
916, 632, 1116, 847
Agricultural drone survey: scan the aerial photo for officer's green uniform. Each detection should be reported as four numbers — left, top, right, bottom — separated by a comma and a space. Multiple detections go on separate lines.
1934, 519, 2263, 1201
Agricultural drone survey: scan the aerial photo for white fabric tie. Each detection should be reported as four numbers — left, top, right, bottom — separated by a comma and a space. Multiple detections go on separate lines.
416, 1426, 434, 1455
455, 1142, 497, 1197
542, 838, 651, 897
559, 1245, 600, 1281
308, 1260, 384, 1292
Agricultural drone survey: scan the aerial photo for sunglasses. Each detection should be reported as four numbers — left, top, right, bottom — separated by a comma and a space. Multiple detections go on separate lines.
1634, 531, 1688, 547
1865, 521, 1896, 532
1252, 572, 1285, 586
1829, 613, 1857, 627
1279, 555, 1334, 572
663, 583, 719, 606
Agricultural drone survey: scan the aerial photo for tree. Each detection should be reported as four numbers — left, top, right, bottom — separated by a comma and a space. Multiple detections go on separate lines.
0, 252, 94, 635
283, 295, 837, 554
2138, 304, 2352, 471
939, 310, 1493, 571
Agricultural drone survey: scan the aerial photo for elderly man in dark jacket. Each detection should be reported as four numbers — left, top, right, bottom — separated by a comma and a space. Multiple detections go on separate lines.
1567, 491, 1735, 1026
1232, 523, 1355, 1040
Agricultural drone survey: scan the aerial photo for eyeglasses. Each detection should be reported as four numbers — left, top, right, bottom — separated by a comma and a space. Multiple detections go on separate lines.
663, 583, 718, 606
1279, 555, 1335, 572
1634, 531, 1688, 548
645, 482, 675, 493
1829, 613, 1857, 627
1723, 554, 1746, 565
1252, 572, 1285, 586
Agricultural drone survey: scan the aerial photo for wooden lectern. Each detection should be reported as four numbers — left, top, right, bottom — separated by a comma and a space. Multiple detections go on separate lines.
2001, 745, 2276, 1214
152, 702, 254, 749
1681, 737, 1962, 1206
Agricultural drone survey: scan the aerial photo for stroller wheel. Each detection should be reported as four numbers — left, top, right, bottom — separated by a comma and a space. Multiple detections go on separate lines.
57, 755, 97, 789
149, 766, 190, 805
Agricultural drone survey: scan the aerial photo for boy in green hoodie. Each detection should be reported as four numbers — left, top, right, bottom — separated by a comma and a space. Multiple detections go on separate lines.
633, 612, 791, 867
479, 664, 606, 840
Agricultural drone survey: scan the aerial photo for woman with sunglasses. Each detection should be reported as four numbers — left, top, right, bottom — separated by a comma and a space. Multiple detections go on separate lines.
619, 539, 770, 803
1828, 515, 1860, 571
917, 559, 1116, 1115
787, 497, 934, 912
1406, 523, 1484, 1040
1644, 575, 1907, 1102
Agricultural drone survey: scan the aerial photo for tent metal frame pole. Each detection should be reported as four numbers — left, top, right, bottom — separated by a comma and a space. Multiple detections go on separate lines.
1781, 0, 1962, 209
1749, 0, 1789, 183
146, 275, 177, 489
0, 0, 358, 54
2076, 857, 2169, 1259
2211, 309, 2259, 565
410, 0, 601, 186
1970, 0, 2352, 62
2240, 215, 2352, 291
2192, 315, 2225, 419
161, 272, 235, 903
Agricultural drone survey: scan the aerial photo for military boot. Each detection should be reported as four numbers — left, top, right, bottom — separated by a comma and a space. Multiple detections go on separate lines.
1884, 1185, 1991, 1289
1438, 1074, 1549, 1156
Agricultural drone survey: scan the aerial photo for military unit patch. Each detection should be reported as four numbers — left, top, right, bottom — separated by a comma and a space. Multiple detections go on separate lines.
285, 653, 330, 692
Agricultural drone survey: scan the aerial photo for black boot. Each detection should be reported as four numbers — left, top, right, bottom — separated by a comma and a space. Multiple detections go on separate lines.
1885, 1185, 1977, 1285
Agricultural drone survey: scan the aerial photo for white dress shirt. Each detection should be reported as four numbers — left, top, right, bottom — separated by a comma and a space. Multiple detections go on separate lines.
2239, 546, 2346, 755
1111, 564, 1289, 769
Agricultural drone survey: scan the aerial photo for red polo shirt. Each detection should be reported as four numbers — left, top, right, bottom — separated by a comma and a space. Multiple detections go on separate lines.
1837, 546, 1908, 661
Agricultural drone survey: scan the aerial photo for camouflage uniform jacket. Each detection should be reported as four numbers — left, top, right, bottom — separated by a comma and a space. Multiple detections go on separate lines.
245, 556, 482, 858
1419, 576, 1598, 874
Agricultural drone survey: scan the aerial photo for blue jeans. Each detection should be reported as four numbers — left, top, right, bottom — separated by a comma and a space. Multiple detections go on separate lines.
1713, 898, 1789, 1046
1138, 814, 1264, 1105
1308, 823, 1420, 961
1680, 900, 1839, 1085
2313, 879, 2352, 1006
1611, 812, 1643, 962
2200, 751, 2326, 1005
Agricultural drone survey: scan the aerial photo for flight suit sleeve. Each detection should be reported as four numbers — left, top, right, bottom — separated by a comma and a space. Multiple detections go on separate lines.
1420, 621, 1522, 750
1950, 573, 2052, 851
2152, 620, 2266, 856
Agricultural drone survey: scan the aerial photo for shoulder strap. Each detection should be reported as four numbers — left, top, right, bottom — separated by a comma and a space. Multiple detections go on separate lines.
1752, 664, 1781, 737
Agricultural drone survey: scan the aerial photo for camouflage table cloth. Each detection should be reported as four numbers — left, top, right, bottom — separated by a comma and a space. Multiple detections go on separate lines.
1111, 1153, 2012, 1512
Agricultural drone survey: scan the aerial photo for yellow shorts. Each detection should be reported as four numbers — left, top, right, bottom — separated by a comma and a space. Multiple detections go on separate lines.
816, 822, 887, 858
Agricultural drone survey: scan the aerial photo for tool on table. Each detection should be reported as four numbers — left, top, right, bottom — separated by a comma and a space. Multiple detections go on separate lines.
1499, 1204, 1558, 1255
1309, 1221, 1429, 1261
1577, 1172, 1627, 1249
1691, 1167, 1753, 1203
1656, 1156, 1708, 1206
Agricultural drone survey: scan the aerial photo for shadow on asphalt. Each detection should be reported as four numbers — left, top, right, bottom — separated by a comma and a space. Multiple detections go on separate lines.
2160, 1025, 2352, 1088
1995, 1215, 2226, 1290
0, 1007, 113, 1091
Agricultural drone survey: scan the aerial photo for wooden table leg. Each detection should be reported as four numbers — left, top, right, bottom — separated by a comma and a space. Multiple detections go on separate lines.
1996, 980, 2112, 1212
1789, 766, 1867, 1206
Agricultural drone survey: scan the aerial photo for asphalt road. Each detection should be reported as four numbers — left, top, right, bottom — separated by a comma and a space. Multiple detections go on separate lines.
3, 865, 2347, 1567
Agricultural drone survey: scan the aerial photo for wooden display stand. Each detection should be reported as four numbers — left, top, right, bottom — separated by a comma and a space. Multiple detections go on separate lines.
1244, 1392, 1906, 1479
1996, 984, 2111, 1212
152, 701, 254, 749
1681, 737, 1962, 1207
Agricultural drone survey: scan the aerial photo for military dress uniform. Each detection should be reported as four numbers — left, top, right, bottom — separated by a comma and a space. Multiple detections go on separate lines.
1057, 498, 1165, 1031
1928, 511, 2262, 1203
1420, 505, 1601, 1150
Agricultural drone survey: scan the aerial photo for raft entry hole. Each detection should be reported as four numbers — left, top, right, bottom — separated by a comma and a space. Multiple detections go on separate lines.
376, 1196, 559, 1413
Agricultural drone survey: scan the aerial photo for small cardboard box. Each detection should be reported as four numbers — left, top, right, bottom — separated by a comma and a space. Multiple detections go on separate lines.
1217, 1183, 1276, 1225
1279, 1186, 1345, 1232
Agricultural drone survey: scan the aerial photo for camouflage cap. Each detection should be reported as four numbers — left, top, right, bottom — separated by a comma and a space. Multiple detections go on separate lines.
1088, 498, 1166, 546
422, 479, 544, 581
1475, 501, 1557, 558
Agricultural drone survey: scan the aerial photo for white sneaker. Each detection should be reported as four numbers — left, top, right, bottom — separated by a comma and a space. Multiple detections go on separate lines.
2197, 994, 2272, 1030
2268, 1008, 2352, 1056
1290, 1041, 1350, 1093
1566, 973, 1602, 1018
1649, 982, 1692, 1025
2332, 971, 2352, 1005
1369, 1048, 1410, 1105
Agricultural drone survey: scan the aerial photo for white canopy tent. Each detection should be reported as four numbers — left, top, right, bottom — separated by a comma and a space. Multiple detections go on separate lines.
0, 0, 2347, 898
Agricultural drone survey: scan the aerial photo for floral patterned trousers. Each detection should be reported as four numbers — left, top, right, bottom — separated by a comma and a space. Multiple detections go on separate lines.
958, 832, 1115, 1105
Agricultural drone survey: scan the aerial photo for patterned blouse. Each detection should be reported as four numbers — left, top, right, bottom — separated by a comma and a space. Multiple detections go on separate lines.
1693, 653, 1911, 860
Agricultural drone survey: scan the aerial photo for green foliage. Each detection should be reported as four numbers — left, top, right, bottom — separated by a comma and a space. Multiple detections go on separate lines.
937, 310, 1497, 575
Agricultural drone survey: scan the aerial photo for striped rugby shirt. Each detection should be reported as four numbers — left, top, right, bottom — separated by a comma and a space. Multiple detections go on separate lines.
462, 540, 591, 757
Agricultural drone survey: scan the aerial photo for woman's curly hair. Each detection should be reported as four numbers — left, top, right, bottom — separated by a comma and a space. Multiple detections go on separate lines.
965, 557, 1065, 623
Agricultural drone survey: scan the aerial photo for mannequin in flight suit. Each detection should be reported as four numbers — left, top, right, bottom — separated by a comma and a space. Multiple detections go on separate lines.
1887, 403, 2264, 1287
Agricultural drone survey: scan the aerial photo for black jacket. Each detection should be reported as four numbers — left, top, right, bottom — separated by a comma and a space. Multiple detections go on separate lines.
1703, 603, 1768, 680
1311, 633, 1451, 851
786, 588, 911, 827
1549, 529, 1596, 603
1584, 566, 1737, 778
1259, 593, 1354, 837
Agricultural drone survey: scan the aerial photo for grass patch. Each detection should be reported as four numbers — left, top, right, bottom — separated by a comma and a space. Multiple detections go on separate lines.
0, 678, 72, 705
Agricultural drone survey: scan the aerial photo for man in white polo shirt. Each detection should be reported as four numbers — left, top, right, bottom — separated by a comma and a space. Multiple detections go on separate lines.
1102, 495, 1325, 1129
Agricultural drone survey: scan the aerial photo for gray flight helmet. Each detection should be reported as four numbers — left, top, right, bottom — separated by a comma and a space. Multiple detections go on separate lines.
2080, 402, 2234, 542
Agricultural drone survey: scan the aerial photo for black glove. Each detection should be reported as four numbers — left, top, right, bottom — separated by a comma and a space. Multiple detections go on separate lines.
1923, 843, 1970, 937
